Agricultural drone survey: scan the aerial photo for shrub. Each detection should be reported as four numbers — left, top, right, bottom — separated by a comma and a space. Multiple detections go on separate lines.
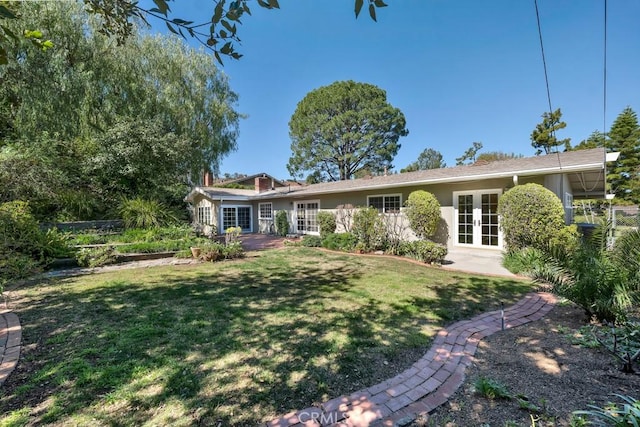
322, 232, 357, 252
0, 253, 41, 283
0, 201, 72, 291
41, 228, 73, 259
0, 200, 45, 258
118, 197, 177, 229
75, 246, 118, 268
352, 206, 387, 252
398, 240, 447, 264
275, 210, 289, 237
473, 377, 511, 400
317, 211, 336, 239
174, 249, 193, 259
574, 395, 640, 426
198, 241, 244, 262
223, 241, 244, 259
497, 183, 567, 251
301, 235, 322, 247
405, 190, 441, 239
502, 247, 548, 275
532, 222, 640, 323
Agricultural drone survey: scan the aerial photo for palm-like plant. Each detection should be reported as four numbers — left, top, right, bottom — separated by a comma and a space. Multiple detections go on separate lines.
531, 221, 640, 324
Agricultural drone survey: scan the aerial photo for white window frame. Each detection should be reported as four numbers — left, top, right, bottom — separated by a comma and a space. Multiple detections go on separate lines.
295, 200, 320, 235
220, 205, 252, 232
197, 202, 211, 225
367, 194, 402, 213
258, 202, 273, 220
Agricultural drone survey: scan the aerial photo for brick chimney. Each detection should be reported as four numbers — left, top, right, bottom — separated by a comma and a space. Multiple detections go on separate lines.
255, 175, 271, 193
203, 171, 213, 186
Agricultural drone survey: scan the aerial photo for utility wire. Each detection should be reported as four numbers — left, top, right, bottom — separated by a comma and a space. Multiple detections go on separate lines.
534, 0, 562, 170
603, 0, 608, 147
534, 0, 554, 119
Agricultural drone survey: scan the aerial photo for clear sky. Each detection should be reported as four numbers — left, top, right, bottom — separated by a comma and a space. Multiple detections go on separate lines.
139, 0, 640, 180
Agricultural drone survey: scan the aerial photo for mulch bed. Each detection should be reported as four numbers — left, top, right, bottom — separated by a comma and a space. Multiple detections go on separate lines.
412, 302, 640, 426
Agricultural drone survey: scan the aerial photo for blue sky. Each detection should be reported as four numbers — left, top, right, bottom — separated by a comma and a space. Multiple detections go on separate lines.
140, 0, 640, 180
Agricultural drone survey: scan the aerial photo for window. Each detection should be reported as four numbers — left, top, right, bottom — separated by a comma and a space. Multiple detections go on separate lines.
222, 206, 252, 232
367, 194, 401, 213
296, 201, 320, 234
197, 205, 211, 224
259, 203, 273, 219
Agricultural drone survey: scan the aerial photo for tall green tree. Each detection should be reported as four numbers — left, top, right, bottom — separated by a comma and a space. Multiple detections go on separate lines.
455, 142, 483, 165
530, 108, 571, 155
401, 148, 445, 173
1, 0, 388, 65
607, 107, 640, 203
0, 1, 242, 219
571, 130, 605, 151
287, 80, 408, 181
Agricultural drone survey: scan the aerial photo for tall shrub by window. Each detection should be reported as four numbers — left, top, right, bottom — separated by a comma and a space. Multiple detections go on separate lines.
317, 211, 336, 239
497, 183, 569, 251
404, 190, 441, 239
275, 211, 289, 237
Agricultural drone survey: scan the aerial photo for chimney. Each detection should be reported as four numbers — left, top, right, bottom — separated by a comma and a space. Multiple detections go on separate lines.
255, 175, 270, 193
203, 170, 213, 186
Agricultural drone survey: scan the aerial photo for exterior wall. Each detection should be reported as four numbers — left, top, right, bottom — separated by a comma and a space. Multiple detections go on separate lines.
190, 172, 570, 242
543, 174, 574, 224
192, 194, 218, 236
271, 177, 517, 247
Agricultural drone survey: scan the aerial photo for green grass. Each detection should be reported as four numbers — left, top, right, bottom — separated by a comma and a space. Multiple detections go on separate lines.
0, 248, 532, 426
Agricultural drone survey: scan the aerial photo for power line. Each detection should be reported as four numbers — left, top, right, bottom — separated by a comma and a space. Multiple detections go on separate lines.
534, 0, 554, 119
603, 0, 608, 147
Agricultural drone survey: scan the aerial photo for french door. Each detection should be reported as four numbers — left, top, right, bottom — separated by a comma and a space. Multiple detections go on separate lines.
453, 190, 502, 248
296, 201, 319, 234
221, 206, 252, 232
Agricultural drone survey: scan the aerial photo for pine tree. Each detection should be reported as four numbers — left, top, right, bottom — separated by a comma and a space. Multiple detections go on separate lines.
530, 108, 571, 155
607, 107, 640, 203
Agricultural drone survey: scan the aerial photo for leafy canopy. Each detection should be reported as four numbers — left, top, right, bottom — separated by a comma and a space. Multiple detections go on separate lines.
401, 148, 445, 173
287, 80, 408, 181
530, 108, 571, 155
0, 2, 241, 220
456, 142, 483, 165
0, 0, 388, 65
607, 107, 640, 203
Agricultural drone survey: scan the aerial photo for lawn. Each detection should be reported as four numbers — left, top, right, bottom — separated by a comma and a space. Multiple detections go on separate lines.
0, 248, 532, 426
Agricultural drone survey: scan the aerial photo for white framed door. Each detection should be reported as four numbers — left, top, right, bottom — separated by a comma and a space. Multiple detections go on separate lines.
221, 206, 252, 232
453, 190, 502, 249
295, 200, 319, 234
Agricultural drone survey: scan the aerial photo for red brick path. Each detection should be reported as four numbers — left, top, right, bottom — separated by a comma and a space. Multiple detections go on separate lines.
0, 310, 21, 387
265, 292, 557, 427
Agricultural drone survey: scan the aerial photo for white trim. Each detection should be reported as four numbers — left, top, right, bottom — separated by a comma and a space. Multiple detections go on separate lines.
294, 199, 321, 235
366, 193, 402, 213
258, 202, 273, 220
452, 189, 503, 250
220, 205, 253, 233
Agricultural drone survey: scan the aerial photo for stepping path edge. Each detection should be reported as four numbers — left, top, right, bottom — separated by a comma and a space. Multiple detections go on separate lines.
0, 310, 22, 387
265, 292, 557, 427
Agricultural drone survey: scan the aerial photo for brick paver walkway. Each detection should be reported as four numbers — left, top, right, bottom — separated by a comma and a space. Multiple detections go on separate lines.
0, 310, 21, 387
266, 292, 557, 427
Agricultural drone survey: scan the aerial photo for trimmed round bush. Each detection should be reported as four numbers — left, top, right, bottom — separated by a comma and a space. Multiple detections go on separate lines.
497, 183, 566, 251
317, 211, 336, 239
405, 190, 441, 239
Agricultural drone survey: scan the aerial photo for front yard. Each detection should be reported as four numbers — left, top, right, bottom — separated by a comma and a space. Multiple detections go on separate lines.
0, 248, 531, 426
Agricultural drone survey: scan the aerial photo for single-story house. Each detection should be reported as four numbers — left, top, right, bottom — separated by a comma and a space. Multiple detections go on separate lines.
185, 148, 618, 251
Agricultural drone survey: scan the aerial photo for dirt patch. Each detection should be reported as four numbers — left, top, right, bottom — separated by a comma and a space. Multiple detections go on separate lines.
413, 303, 640, 426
